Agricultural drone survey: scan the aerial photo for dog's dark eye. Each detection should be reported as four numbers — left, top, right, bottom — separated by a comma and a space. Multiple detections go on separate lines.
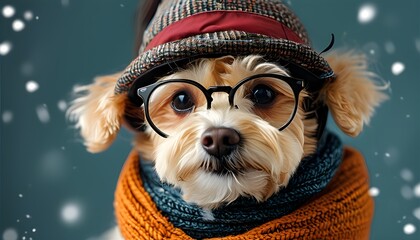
171, 91, 194, 113
251, 84, 276, 106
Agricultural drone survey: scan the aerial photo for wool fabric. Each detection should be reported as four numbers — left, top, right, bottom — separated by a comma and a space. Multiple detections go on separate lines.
115, 0, 335, 95
139, 132, 342, 238
114, 135, 374, 239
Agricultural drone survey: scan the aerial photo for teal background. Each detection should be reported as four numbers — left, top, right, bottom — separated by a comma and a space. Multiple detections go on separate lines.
1, 0, 419, 239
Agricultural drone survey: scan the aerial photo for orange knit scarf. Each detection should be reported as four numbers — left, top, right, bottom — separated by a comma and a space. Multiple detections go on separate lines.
115, 147, 374, 239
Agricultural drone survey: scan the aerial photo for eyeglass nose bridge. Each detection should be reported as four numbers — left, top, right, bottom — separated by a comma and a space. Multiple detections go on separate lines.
206, 86, 233, 109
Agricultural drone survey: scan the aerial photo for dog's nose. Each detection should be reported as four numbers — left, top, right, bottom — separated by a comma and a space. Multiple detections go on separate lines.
201, 127, 241, 157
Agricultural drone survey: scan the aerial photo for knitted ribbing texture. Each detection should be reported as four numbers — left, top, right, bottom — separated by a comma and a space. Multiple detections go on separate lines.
115, 147, 374, 239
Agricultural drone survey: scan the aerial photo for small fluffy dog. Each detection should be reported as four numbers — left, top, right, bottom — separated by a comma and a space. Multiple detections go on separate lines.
70, 53, 386, 208
69, 0, 387, 238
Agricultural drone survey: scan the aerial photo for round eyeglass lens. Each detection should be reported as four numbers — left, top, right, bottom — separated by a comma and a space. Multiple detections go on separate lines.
233, 76, 297, 129
147, 81, 207, 136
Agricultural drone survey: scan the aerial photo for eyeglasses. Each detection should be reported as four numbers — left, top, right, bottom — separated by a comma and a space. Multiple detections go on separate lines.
137, 73, 305, 138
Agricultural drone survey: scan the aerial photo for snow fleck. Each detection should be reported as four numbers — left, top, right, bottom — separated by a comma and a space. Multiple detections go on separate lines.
35, 16, 39, 20
16, 219, 20, 223
25, 214, 31, 219
57, 100, 68, 111
400, 169, 414, 182
374, 152, 378, 156
391, 62, 405, 76
31, 229, 36, 233
385, 152, 391, 158
18, 194, 23, 198
2, 111, 13, 123
61, 202, 81, 224
23, 11, 33, 21
403, 223, 416, 235
2, 228, 18, 240
414, 207, 420, 220
0, 41, 12, 56
26, 81, 39, 93
368, 187, 380, 197
401, 185, 414, 199
375, 173, 380, 178
400, 96, 404, 101
61, 0, 70, 7
363, 42, 379, 58
12, 19, 25, 32
406, 114, 411, 118
120, 4, 125, 7
358, 4, 377, 24
414, 183, 420, 198
158, 188, 164, 193
415, 39, 420, 53
36, 105, 50, 123
2, 5, 15, 18
384, 41, 395, 54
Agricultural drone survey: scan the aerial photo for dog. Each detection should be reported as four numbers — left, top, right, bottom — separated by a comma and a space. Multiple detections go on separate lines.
69, 0, 388, 238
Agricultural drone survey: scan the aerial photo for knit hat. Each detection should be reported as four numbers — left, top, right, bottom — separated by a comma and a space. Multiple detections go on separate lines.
116, 0, 335, 102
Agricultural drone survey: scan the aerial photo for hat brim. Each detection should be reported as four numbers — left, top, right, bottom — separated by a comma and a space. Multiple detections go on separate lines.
116, 31, 334, 96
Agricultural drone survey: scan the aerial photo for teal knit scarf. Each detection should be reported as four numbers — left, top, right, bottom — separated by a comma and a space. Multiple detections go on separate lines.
139, 131, 343, 239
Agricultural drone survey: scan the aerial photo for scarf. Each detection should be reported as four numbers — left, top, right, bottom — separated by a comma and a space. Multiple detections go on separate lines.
115, 132, 374, 239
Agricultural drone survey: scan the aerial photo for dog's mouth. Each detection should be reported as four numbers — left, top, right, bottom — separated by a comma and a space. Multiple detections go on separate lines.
200, 156, 246, 175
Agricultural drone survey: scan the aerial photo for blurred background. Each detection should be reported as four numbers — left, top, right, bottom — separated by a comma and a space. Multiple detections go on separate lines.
1, 0, 419, 239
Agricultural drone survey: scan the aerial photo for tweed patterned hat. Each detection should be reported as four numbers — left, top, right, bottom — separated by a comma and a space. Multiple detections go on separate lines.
117, 0, 334, 101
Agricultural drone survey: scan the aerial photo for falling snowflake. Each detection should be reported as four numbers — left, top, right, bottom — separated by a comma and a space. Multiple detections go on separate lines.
414, 183, 420, 198
2, 5, 15, 18
401, 185, 414, 200
400, 168, 414, 182
23, 11, 33, 21
368, 187, 380, 197
57, 100, 68, 111
414, 207, 420, 220
36, 104, 50, 123
384, 41, 395, 54
61, 202, 81, 224
26, 81, 39, 93
403, 223, 416, 235
61, 0, 70, 7
12, 19, 25, 32
415, 39, 420, 53
2, 110, 13, 123
391, 62, 405, 76
0, 41, 12, 56
2, 228, 18, 240
358, 4, 377, 24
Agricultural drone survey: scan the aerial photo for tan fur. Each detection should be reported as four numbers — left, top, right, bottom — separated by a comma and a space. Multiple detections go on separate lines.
70, 54, 387, 209
323, 50, 389, 136
67, 73, 126, 153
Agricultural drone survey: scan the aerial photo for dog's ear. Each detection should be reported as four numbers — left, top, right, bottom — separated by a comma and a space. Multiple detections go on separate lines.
321, 50, 388, 137
68, 73, 126, 153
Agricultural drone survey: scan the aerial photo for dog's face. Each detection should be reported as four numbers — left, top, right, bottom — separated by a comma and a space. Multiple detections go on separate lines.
68, 52, 387, 209
137, 56, 316, 208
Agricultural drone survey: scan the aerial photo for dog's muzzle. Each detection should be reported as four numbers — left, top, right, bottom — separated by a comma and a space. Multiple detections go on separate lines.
200, 127, 243, 174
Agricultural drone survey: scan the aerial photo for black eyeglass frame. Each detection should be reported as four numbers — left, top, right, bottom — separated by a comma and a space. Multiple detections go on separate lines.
137, 73, 306, 138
